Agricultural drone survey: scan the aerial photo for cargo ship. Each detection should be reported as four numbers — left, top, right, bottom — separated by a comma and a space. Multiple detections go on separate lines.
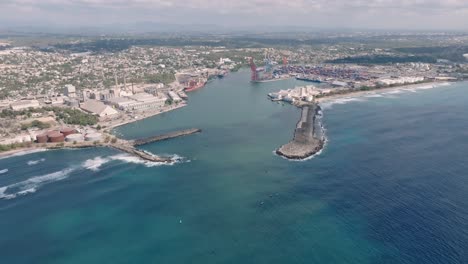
184, 78, 207, 92
296, 75, 322, 83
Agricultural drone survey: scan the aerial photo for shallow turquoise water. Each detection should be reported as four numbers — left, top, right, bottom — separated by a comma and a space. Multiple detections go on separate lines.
1, 71, 468, 263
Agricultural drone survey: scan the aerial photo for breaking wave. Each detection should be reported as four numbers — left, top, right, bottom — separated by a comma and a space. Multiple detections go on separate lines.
82, 156, 110, 171
81, 152, 186, 171
27, 158, 46, 166
320, 82, 455, 109
0, 168, 74, 200
1, 151, 188, 200
320, 97, 366, 110
108, 153, 184, 167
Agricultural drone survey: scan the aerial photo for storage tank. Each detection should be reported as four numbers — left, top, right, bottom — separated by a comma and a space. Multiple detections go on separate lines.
60, 127, 76, 137
36, 133, 48, 143
65, 133, 84, 143
85, 133, 102, 142
48, 132, 65, 143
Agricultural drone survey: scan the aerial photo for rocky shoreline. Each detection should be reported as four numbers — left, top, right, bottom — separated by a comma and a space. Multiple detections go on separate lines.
276, 104, 325, 160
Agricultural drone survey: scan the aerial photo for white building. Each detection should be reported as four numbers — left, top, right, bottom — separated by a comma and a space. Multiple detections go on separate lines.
80, 100, 119, 117
107, 93, 167, 111
378, 77, 425, 86
219, 58, 232, 64
168, 91, 182, 102
63, 84, 76, 98
10, 100, 40, 111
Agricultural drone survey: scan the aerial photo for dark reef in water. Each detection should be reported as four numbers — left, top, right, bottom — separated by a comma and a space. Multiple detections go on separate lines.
276, 104, 325, 160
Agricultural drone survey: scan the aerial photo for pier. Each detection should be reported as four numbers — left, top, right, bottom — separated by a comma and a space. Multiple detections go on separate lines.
276, 104, 324, 160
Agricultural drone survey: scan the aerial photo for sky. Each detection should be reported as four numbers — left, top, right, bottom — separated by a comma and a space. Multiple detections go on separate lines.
0, 0, 467, 31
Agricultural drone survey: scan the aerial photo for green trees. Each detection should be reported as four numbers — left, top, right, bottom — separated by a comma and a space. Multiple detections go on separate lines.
144, 73, 175, 85
1, 107, 98, 126
21, 120, 51, 130
44, 107, 98, 126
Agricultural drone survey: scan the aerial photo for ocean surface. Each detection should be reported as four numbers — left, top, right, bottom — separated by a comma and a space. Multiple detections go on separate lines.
1, 70, 468, 263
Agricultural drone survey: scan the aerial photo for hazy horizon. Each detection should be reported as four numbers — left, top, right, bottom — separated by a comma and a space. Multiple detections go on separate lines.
1, 0, 468, 32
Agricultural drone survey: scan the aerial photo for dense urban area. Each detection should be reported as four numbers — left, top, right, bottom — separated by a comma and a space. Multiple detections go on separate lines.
0, 31, 468, 151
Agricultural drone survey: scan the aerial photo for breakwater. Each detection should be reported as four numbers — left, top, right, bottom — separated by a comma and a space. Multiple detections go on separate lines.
276, 104, 325, 160
132, 128, 201, 146
18, 128, 202, 163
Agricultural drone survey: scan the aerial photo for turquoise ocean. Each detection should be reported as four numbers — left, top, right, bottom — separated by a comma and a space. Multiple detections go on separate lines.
1, 70, 468, 263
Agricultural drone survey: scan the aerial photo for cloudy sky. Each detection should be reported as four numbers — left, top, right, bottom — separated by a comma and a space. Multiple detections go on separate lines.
1, 0, 467, 30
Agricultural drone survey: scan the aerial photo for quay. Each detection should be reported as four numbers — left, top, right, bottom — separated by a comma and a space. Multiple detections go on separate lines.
276, 104, 324, 160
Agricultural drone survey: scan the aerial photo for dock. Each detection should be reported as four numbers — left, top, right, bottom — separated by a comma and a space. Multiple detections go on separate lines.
276, 104, 324, 160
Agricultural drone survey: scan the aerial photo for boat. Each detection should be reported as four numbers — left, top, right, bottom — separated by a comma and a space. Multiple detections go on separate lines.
177, 90, 188, 99
184, 78, 207, 92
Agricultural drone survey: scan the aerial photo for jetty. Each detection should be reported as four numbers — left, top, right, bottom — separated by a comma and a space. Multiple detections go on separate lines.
276, 104, 324, 160
133, 128, 201, 146
40, 128, 202, 163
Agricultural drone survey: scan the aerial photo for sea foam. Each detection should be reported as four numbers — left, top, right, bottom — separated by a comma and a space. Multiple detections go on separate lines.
27, 158, 46, 166
82, 156, 110, 171
0, 168, 73, 200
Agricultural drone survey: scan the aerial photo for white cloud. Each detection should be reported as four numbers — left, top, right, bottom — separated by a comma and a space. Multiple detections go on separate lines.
0, 0, 467, 29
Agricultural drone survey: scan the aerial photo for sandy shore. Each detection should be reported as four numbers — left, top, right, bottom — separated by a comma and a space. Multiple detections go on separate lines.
317, 81, 452, 103
0, 147, 47, 159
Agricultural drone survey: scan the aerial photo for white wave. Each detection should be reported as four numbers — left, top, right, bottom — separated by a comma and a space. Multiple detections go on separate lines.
0, 168, 73, 200
402, 88, 417, 93
0, 148, 47, 160
82, 156, 110, 171
109, 153, 167, 167
365, 93, 384, 98
27, 158, 46, 166
437, 82, 451, 87
383, 90, 403, 94
108, 153, 185, 167
0, 169, 8, 174
320, 97, 366, 110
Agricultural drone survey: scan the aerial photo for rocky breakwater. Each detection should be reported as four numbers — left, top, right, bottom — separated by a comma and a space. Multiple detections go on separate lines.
276, 104, 325, 160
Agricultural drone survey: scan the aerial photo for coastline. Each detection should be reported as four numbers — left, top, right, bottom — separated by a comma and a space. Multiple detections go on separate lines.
0, 147, 47, 160
275, 80, 461, 161
104, 103, 187, 130
0, 127, 200, 162
317, 81, 453, 103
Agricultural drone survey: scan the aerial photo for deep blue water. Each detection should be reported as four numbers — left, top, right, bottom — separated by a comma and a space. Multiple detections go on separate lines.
1, 70, 468, 263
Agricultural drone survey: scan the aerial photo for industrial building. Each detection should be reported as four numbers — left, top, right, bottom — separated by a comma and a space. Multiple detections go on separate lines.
10, 100, 40, 111
80, 100, 119, 117
168, 91, 182, 102
107, 93, 167, 111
